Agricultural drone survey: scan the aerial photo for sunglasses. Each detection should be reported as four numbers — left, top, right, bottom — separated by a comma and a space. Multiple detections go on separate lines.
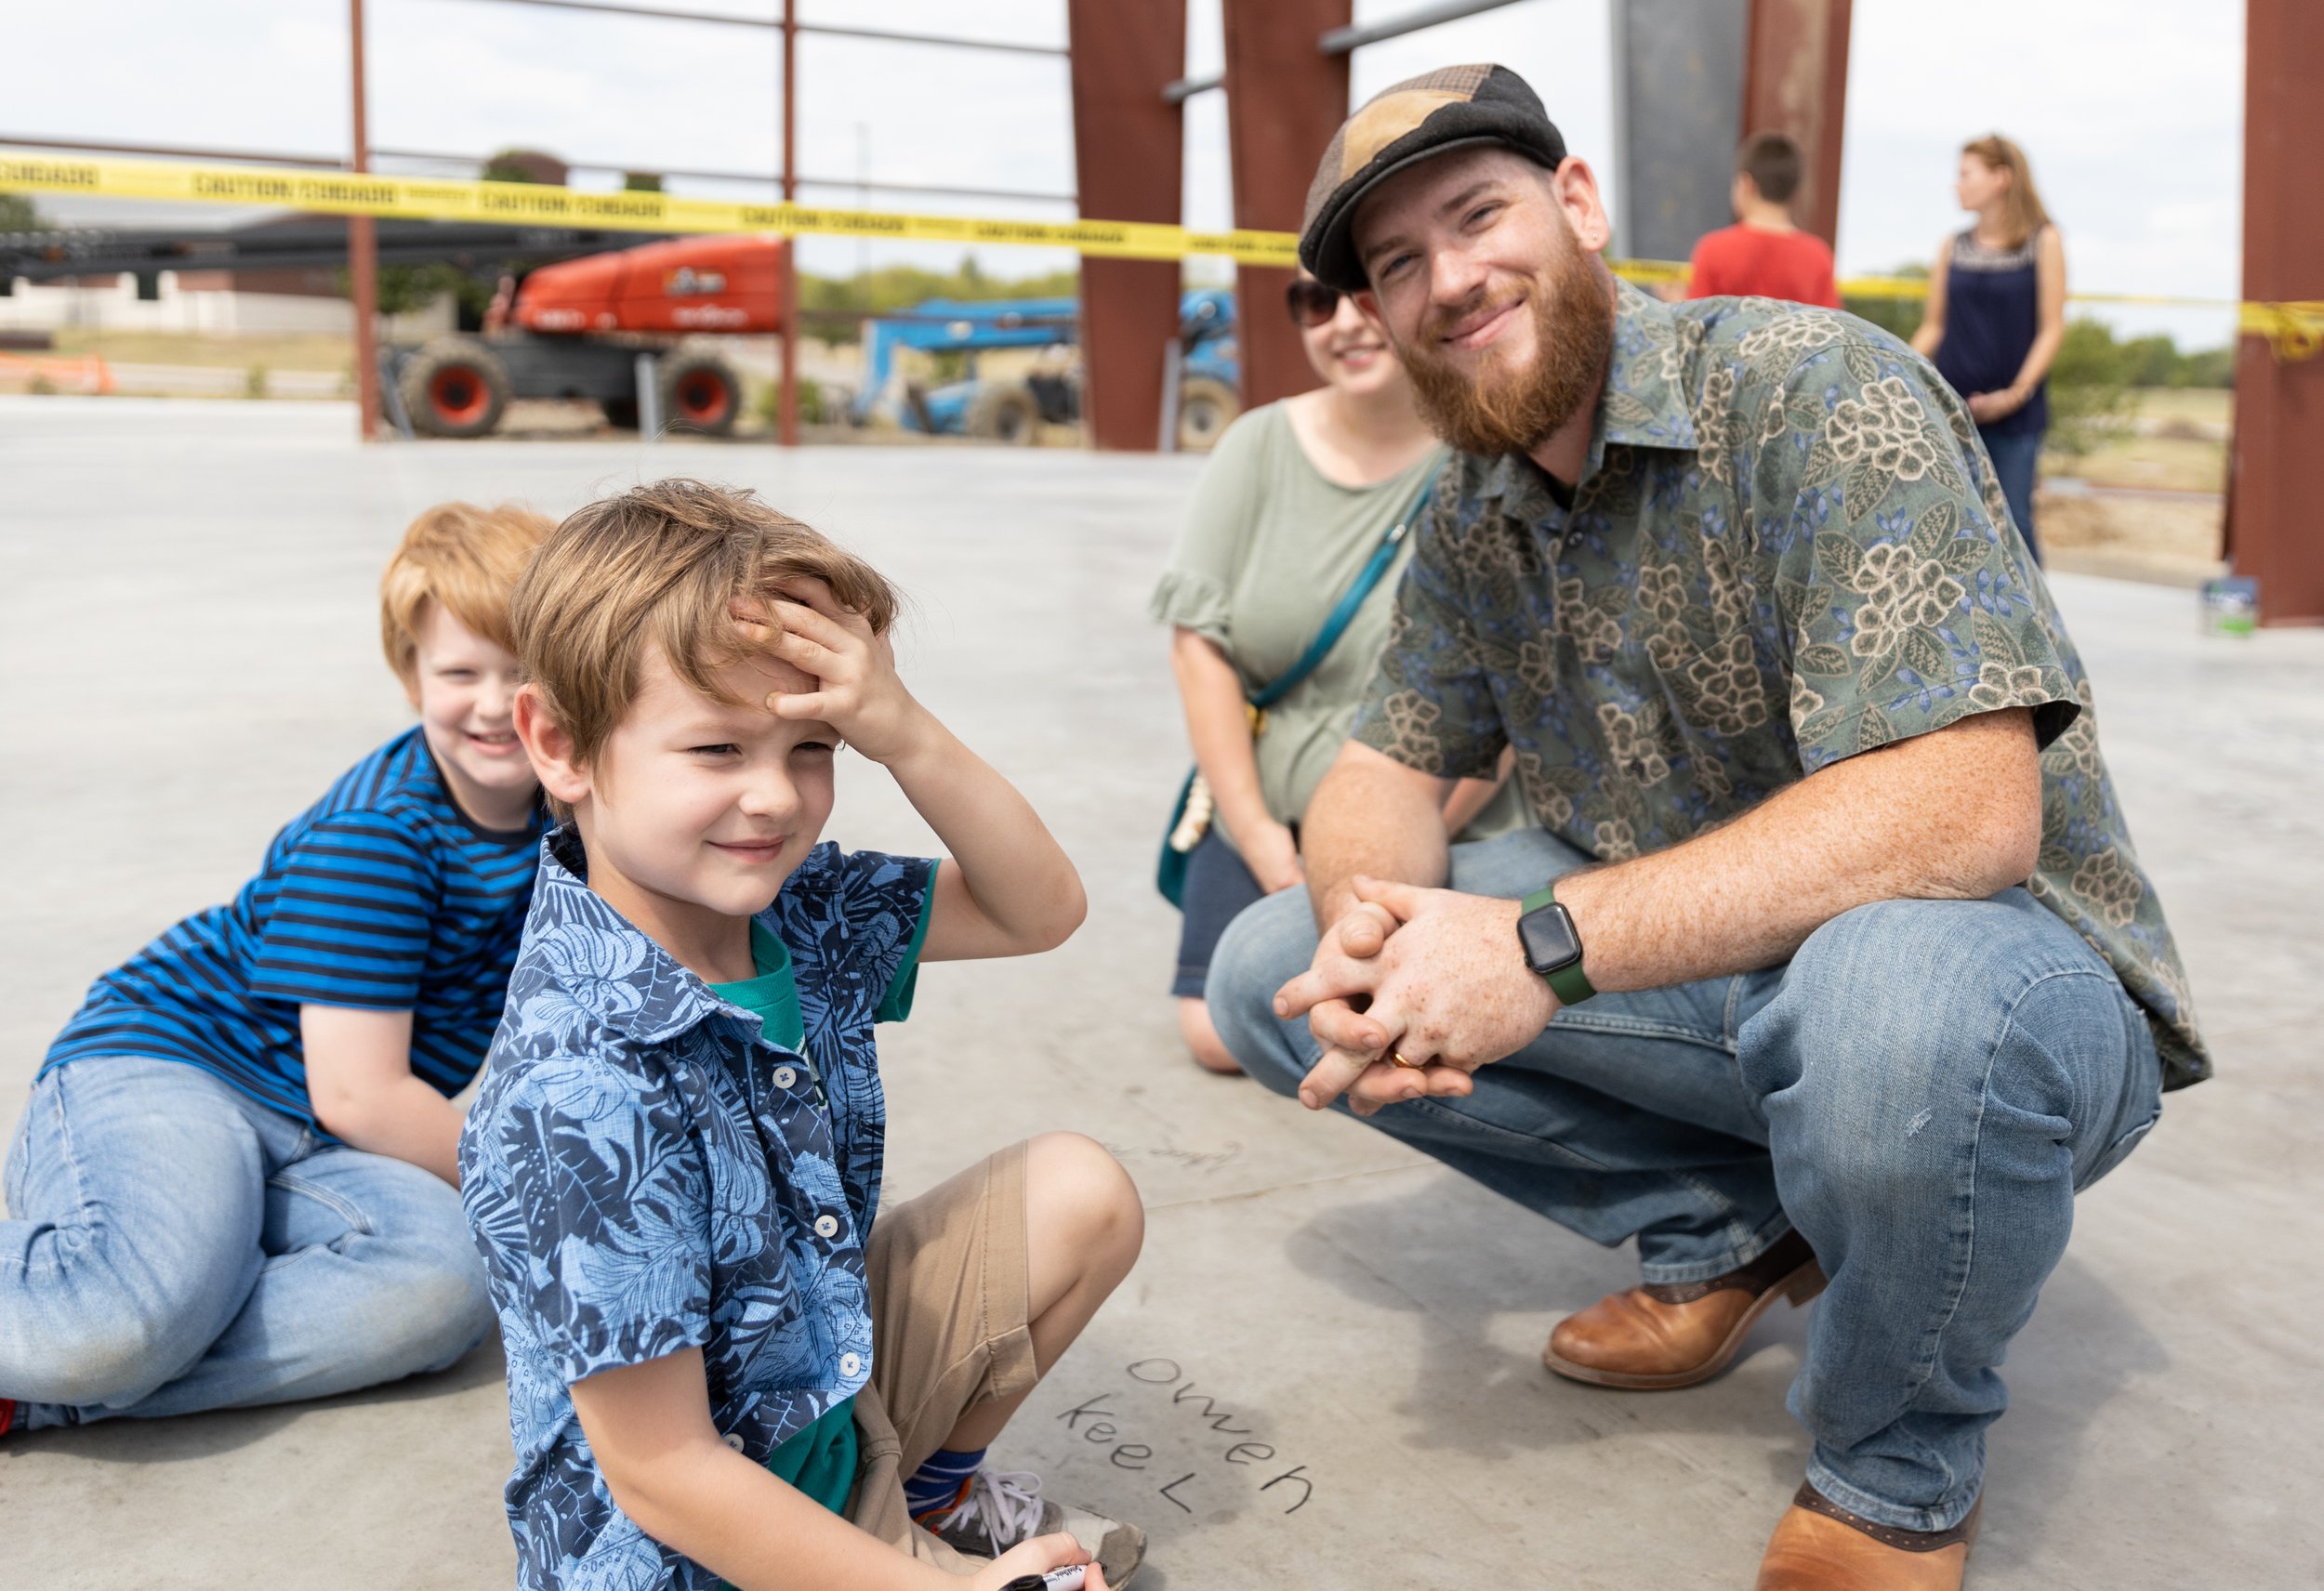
1286, 279, 1342, 329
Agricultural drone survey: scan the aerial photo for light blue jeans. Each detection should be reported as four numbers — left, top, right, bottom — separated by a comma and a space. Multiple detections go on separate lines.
1209, 828, 2164, 1533
0, 1056, 493, 1427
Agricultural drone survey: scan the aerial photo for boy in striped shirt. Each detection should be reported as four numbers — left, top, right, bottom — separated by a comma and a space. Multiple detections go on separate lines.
1, 502, 552, 1435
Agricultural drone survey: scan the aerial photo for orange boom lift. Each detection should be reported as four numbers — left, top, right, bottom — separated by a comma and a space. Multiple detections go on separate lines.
391, 233, 785, 438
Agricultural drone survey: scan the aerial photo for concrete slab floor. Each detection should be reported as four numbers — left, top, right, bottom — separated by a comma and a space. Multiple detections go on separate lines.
2, 397, 2318, 1589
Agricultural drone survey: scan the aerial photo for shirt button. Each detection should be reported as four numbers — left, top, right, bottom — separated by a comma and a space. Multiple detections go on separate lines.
722, 1433, 745, 1452
772, 1066, 798, 1089
813, 1214, 839, 1239
838, 1352, 862, 1378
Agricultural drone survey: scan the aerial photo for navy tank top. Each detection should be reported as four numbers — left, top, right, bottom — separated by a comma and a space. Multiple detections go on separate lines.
1933, 226, 2048, 438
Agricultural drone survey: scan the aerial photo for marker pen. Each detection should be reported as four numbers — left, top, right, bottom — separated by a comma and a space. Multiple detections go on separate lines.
998, 1566, 1087, 1591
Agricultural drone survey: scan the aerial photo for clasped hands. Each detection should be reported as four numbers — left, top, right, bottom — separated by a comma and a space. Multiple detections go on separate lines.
1272, 876, 1559, 1117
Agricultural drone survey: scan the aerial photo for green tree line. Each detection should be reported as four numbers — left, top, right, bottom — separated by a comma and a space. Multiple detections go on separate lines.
1843, 269, 2234, 389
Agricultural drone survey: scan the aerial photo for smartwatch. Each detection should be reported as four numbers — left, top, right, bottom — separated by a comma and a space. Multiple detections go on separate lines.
1516, 881, 1595, 1006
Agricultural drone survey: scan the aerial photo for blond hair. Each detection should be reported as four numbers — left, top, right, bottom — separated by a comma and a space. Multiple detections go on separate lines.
380, 502, 555, 689
512, 478, 898, 777
1962, 134, 2051, 249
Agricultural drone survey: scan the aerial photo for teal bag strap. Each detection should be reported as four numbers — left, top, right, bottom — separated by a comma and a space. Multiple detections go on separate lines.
1248, 465, 1439, 713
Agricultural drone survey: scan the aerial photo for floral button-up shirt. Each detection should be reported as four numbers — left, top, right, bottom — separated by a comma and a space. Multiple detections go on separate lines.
459, 828, 934, 1591
1353, 281, 2206, 1088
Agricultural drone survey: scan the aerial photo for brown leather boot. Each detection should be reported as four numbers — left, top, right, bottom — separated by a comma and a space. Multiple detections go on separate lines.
1756, 1482, 1981, 1589
1542, 1229, 1824, 1389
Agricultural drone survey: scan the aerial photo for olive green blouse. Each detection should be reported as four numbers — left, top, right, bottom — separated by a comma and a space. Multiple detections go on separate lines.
1151, 401, 1528, 850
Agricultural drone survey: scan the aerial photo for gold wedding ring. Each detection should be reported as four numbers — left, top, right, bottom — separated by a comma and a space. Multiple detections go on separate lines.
1389, 1049, 1426, 1070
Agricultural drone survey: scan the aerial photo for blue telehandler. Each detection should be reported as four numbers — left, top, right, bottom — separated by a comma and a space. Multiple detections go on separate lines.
843, 288, 1240, 449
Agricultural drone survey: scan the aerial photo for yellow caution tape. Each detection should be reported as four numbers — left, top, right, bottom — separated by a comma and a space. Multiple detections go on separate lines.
4, 153, 2313, 359
1631, 260, 2324, 362
0, 152, 1299, 266
2238, 300, 2324, 362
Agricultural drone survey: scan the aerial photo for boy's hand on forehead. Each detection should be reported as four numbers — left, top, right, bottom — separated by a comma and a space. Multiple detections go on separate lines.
729, 579, 928, 766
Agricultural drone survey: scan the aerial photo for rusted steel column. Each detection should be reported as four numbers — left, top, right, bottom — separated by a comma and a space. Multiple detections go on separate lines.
1066, 0, 1186, 452
349, 0, 379, 441
1221, 0, 1350, 412
2226, 0, 2324, 625
779, 0, 799, 448
1742, 0, 1853, 246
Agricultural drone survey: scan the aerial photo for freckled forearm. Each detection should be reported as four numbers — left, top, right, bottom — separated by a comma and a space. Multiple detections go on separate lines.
1552, 712, 2040, 993
1301, 745, 1454, 928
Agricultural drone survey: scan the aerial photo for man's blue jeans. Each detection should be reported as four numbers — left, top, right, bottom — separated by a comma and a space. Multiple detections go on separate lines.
1208, 828, 2163, 1533
0, 1056, 494, 1427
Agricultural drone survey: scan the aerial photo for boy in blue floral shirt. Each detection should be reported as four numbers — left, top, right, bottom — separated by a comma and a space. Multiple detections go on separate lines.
461, 480, 1144, 1591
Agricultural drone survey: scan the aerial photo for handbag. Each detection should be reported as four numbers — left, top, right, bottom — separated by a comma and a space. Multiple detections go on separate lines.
1156, 466, 1440, 908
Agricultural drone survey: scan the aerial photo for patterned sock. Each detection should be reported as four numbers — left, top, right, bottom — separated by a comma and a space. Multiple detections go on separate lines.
903, 1446, 986, 1521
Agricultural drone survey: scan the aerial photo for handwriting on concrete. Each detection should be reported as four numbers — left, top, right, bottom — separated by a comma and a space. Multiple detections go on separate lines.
1054, 1357, 1313, 1517
1097, 1139, 1244, 1175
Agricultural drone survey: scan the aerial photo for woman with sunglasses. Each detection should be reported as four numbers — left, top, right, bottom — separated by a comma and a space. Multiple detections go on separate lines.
1150, 272, 1526, 1074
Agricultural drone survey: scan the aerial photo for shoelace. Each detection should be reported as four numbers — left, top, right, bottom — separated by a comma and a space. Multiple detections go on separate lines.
949, 1467, 1047, 1548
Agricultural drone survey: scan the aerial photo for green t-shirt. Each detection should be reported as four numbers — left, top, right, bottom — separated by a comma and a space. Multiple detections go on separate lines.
709, 921, 857, 1514
1150, 402, 1530, 850
706, 901, 932, 1518
713, 921, 810, 1053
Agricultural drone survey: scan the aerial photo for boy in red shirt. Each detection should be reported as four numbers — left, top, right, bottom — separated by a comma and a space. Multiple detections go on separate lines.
1685, 131, 1840, 308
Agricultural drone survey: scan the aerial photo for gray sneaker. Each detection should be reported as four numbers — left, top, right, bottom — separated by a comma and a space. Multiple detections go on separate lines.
924, 1467, 1145, 1588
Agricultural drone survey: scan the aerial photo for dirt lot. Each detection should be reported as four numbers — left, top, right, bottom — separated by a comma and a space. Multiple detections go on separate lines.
2039, 389, 2228, 584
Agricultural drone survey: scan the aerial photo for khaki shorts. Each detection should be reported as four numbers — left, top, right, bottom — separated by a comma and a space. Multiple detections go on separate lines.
847, 1141, 1037, 1570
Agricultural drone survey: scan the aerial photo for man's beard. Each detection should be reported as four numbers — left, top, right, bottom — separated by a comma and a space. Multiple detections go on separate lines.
1396, 240, 1616, 459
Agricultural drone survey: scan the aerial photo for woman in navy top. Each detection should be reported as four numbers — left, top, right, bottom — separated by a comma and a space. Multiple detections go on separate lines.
1912, 134, 2067, 563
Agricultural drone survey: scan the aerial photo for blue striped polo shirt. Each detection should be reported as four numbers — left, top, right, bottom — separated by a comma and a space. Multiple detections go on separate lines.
42, 728, 546, 1128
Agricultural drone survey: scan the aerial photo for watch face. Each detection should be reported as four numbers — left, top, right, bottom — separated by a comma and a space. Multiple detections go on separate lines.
1519, 901, 1582, 973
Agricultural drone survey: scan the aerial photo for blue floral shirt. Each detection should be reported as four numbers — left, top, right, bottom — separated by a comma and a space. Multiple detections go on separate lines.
459, 827, 935, 1591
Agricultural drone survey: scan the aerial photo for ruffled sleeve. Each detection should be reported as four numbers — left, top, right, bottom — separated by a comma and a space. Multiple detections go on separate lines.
1147, 404, 1275, 651
1147, 565, 1233, 645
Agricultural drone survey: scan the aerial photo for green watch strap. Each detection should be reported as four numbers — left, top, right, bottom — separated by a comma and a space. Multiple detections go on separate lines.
1520, 882, 1596, 1006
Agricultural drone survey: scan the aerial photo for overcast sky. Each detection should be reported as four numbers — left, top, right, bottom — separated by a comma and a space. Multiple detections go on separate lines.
10, 0, 2242, 346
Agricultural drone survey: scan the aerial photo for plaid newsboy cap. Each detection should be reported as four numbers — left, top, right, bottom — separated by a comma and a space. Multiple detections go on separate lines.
1300, 63, 1567, 291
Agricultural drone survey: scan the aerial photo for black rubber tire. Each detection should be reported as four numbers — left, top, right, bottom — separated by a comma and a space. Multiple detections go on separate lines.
967, 381, 1042, 445
600, 395, 640, 429
659, 351, 743, 437
1175, 375, 1239, 454
398, 336, 511, 439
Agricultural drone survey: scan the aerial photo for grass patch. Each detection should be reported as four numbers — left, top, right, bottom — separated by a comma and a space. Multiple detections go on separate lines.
45, 329, 355, 374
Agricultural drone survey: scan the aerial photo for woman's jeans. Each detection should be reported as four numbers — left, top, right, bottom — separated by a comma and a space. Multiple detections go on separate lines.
1982, 426, 2045, 565
0, 1056, 493, 1428
1208, 829, 2163, 1534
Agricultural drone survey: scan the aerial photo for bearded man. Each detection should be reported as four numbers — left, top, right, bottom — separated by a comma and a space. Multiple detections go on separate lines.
1207, 65, 2205, 1590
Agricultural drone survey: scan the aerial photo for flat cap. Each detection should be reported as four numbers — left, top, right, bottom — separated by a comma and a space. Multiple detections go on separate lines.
1300, 63, 1566, 292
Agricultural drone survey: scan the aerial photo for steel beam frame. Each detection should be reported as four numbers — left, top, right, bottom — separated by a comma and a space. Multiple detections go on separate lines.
447, 0, 1067, 57
1221, 0, 1352, 414
2226, 0, 2324, 624
1319, 0, 1525, 56
1065, 0, 1186, 452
